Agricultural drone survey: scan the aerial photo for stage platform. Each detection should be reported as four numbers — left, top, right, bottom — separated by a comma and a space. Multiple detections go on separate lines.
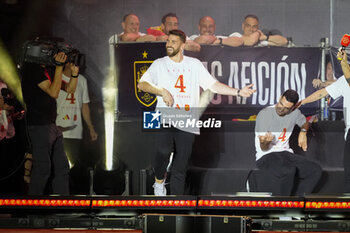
113, 120, 346, 196
1, 195, 350, 232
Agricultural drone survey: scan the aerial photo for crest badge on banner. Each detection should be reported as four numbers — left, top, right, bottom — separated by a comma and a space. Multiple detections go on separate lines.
134, 61, 157, 107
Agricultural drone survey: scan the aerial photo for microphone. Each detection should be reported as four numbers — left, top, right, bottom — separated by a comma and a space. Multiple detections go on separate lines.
341, 34, 350, 48
338, 34, 350, 60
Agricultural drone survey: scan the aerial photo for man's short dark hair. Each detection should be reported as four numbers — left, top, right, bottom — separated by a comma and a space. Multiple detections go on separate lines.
122, 13, 136, 22
169, 30, 186, 43
282, 89, 299, 104
162, 12, 178, 24
244, 14, 259, 22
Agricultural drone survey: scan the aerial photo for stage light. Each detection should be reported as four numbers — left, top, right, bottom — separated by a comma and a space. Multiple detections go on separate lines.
102, 68, 116, 171
69, 161, 93, 194
93, 58, 127, 195
0, 38, 24, 106
3, 195, 350, 218
305, 201, 350, 210
0, 197, 91, 208
90, 196, 197, 210
93, 159, 126, 195
304, 196, 350, 211
197, 196, 305, 210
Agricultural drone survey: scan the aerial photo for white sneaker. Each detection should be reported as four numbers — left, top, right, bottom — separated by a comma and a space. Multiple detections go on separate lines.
153, 181, 167, 196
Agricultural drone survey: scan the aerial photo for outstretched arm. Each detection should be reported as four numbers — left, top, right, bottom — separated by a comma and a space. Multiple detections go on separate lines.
209, 81, 256, 97
300, 88, 328, 106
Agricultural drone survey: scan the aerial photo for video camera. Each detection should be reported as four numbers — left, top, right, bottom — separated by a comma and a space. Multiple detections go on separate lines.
21, 38, 85, 67
1, 88, 23, 115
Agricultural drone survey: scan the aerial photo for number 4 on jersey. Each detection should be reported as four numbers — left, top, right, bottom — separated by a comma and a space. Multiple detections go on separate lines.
278, 128, 287, 142
66, 93, 76, 104
174, 75, 186, 93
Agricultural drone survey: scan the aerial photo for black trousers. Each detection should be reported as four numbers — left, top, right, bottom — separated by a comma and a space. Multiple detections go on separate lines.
154, 127, 195, 195
28, 124, 70, 195
343, 129, 350, 192
256, 151, 322, 196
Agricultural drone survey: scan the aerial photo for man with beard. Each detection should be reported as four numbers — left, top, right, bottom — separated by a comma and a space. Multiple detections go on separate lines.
138, 29, 255, 196
254, 89, 322, 196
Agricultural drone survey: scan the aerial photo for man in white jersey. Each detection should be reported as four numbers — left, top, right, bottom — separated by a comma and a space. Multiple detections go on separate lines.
56, 62, 98, 168
255, 89, 322, 196
138, 29, 256, 196
301, 49, 350, 192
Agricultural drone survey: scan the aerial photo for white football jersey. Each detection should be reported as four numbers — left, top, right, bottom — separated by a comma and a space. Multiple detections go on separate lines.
255, 105, 306, 160
140, 55, 217, 134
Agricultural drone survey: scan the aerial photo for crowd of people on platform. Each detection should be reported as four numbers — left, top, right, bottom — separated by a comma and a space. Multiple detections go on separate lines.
109, 13, 289, 51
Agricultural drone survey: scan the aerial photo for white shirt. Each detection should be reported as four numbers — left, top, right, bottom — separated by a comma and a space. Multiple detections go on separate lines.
108, 32, 146, 44
229, 32, 269, 47
255, 106, 306, 160
326, 75, 350, 139
56, 74, 90, 139
189, 34, 227, 41
140, 55, 217, 134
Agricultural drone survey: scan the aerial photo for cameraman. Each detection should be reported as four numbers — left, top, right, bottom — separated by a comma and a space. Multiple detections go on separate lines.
21, 52, 79, 195
0, 82, 15, 141
0, 81, 17, 193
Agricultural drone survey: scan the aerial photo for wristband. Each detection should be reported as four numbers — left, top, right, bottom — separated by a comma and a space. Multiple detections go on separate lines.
219, 38, 223, 45
266, 34, 270, 41
71, 74, 79, 78
237, 89, 240, 96
55, 61, 65, 66
301, 128, 307, 132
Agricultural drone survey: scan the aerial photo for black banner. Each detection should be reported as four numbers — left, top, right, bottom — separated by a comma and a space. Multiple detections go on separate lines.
115, 43, 321, 118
